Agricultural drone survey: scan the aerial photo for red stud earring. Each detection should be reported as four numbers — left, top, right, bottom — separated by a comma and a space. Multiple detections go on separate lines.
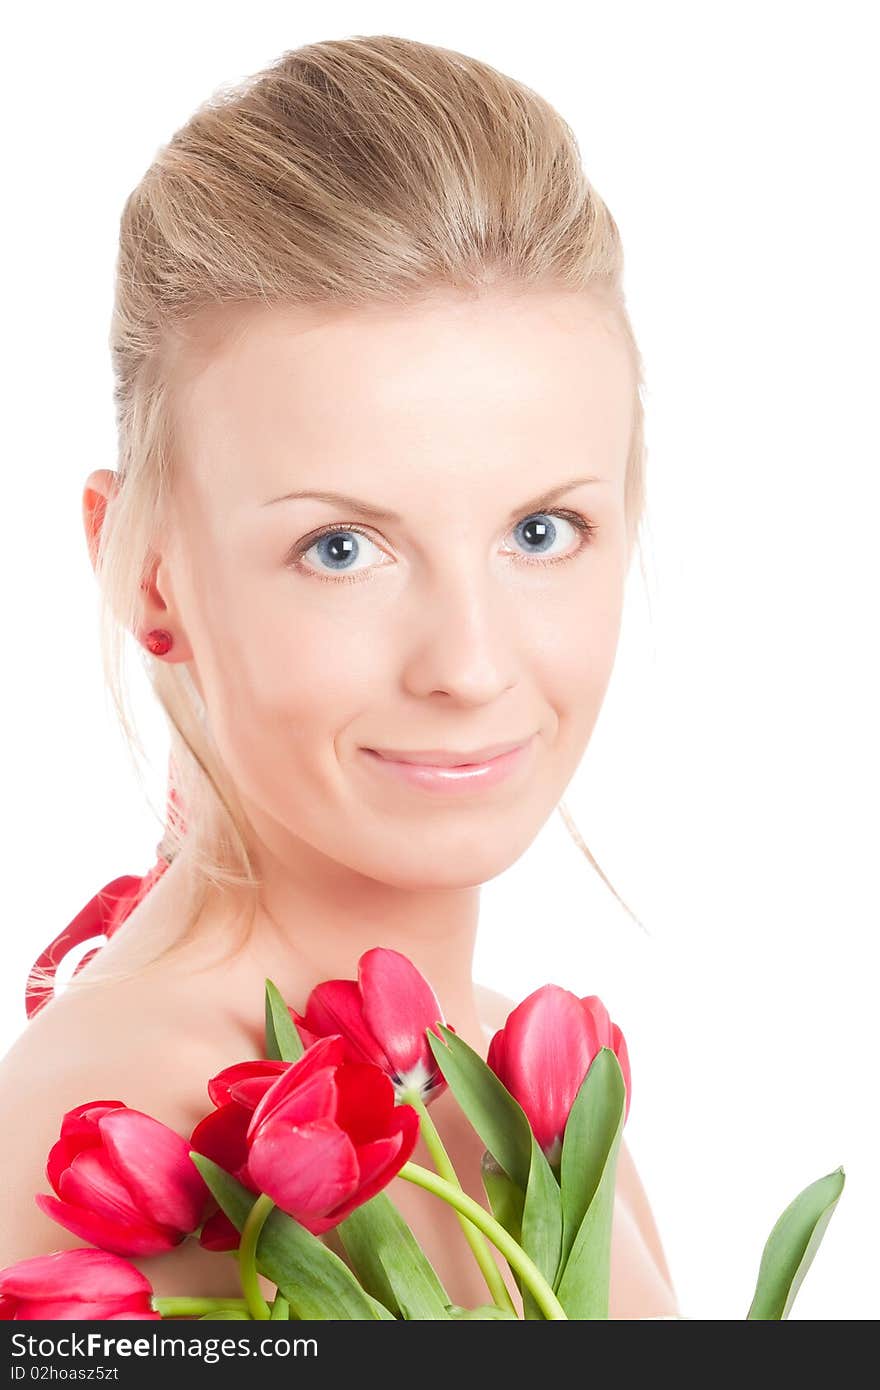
144, 629, 173, 656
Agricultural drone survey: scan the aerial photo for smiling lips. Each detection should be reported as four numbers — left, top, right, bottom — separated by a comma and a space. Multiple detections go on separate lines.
366, 738, 530, 767
361, 737, 535, 793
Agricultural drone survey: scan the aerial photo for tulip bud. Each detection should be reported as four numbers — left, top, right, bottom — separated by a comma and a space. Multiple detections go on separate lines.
35, 1101, 211, 1256
486, 984, 632, 1167
0, 1248, 160, 1320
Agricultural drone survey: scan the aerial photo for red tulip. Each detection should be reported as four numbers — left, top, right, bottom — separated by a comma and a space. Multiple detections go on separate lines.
191, 1038, 419, 1242
486, 985, 632, 1168
0, 1248, 160, 1320
189, 1060, 291, 1251
291, 947, 450, 1104
34, 1101, 211, 1256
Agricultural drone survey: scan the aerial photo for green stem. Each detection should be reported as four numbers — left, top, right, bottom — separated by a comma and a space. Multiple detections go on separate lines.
238, 1192, 276, 1320
403, 1089, 516, 1316
397, 1161, 568, 1320
152, 1296, 250, 1318
270, 1293, 290, 1320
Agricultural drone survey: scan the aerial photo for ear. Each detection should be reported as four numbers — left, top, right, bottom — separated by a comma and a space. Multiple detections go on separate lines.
82, 469, 119, 572
81, 468, 194, 664
137, 549, 195, 664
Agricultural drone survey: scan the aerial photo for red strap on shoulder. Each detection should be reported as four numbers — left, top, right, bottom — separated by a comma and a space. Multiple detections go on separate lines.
25, 755, 186, 1021
24, 858, 171, 1021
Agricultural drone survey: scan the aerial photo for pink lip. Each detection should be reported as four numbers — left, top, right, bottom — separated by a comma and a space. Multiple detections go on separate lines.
367, 738, 528, 767
361, 737, 535, 794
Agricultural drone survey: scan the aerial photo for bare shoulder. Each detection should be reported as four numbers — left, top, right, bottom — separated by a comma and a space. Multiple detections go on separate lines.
0, 976, 223, 1273
0, 974, 278, 1302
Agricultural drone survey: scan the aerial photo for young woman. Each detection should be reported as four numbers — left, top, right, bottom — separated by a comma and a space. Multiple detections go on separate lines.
0, 34, 678, 1319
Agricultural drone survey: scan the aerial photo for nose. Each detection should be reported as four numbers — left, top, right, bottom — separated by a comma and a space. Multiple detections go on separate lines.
400, 567, 518, 706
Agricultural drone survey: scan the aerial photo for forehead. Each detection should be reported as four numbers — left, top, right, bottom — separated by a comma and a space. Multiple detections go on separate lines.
170, 289, 634, 505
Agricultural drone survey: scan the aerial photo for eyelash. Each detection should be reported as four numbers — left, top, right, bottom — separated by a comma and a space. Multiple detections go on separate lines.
286, 509, 599, 585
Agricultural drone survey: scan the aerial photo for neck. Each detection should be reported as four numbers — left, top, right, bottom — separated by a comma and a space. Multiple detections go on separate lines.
172, 826, 488, 1057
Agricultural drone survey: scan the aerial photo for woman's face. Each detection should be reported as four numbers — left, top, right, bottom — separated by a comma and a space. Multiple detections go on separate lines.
157, 289, 635, 889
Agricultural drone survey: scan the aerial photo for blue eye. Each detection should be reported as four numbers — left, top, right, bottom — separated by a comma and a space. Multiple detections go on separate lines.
288, 509, 597, 584
511, 512, 581, 558
299, 528, 387, 577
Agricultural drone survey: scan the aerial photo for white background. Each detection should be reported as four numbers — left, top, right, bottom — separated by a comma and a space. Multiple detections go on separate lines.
2, 2, 877, 1320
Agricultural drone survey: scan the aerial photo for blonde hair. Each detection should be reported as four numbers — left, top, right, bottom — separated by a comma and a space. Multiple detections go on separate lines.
54, 34, 652, 1000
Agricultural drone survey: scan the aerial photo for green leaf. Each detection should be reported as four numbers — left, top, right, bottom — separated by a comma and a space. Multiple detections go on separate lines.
264, 978, 305, 1062
747, 1166, 845, 1319
446, 1304, 519, 1319
481, 1151, 525, 1244
559, 1049, 626, 1272
189, 1153, 388, 1320
552, 1061, 626, 1319
365, 1294, 398, 1319
335, 1190, 452, 1319
269, 1294, 289, 1320
520, 1134, 564, 1320
427, 1025, 533, 1190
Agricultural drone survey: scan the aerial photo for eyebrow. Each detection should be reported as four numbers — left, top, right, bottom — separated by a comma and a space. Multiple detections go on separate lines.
261, 475, 605, 523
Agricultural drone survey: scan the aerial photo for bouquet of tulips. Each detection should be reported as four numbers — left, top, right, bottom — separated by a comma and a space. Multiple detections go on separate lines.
0, 949, 844, 1321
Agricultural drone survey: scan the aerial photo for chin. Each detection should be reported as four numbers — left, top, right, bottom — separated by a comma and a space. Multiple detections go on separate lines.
355, 831, 537, 892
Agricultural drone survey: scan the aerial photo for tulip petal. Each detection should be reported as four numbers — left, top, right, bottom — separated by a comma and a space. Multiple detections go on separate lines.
499, 985, 600, 1154
580, 995, 613, 1046
486, 1027, 506, 1077
190, 1104, 251, 1184
300, 980, 392, 1070
46, 1134, 89, 1194
327, 1103, 421, 1225
580, 999, 631, 1120
103, 1310, 162, 1320
34, 1193, 181, 1256
313, 1137, 400, 1229
0, 1248, 153, 1300
206, 1060, 287, 1109
226, 1072, 290, 1110
98, 1110, 207, 1232
247, 1036, 346, 1137
12, 1297, 155, 1320
198, 1206, 241, 1252
332, 1062, 398, 1144
359, 948, 445, 1076
46, 1102, 126, 1190
247, 1117, 360, 1220
293, 1211, 343, 1237
57, 1101, 127, 1143
352, 1107, 420, 1194
610, 1022, 632, 1122
289, 1013, 322, 1052
57, 1149, 145, 1224
247, 1065, 338, 1145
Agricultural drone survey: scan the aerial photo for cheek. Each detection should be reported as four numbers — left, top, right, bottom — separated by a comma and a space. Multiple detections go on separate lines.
529, 567, 626, 740
214, 594, 383, 756
194, 574, 388, 781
